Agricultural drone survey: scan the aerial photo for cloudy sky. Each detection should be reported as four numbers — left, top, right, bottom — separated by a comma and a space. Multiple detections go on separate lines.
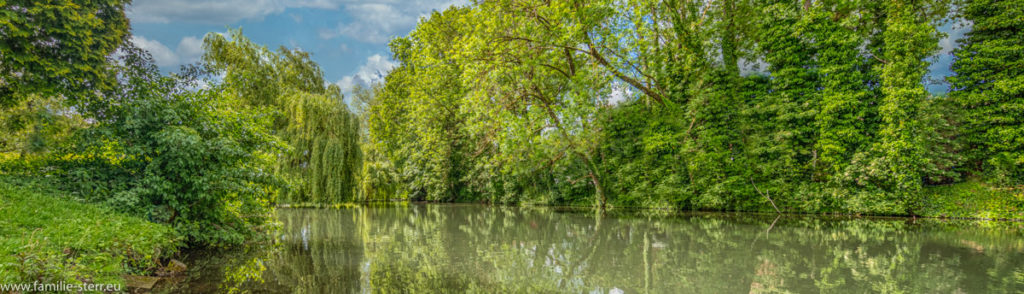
127, 0, 469, 97
128, 0, 967, 98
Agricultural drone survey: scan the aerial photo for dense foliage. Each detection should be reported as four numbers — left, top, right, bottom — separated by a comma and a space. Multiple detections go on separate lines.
5, 0, 1020, 288
358, 0, 1022, 215
2, 0, 1022, 259
0, 0, 131, 108
51, 46, 284, 246
1, 11, 361, 247
203, 30, 362, 204
950, 0, 1024, 186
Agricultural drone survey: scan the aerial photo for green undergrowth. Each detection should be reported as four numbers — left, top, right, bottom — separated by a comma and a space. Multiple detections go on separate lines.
278, 202, 363, 209
920, 179, 1024, 220
0, 177, 180, 286
286, 182, 1024, 222
278, 202, 407, 209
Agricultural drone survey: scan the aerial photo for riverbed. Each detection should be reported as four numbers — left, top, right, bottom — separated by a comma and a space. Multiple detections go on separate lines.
156, 204, 1024, 293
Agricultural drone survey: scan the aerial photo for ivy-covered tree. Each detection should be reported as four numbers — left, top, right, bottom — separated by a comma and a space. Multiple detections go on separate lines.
810, 4, 871, 179
950, 0, 1024, 186
751, 0, 818, 190
873, 0, 942, 210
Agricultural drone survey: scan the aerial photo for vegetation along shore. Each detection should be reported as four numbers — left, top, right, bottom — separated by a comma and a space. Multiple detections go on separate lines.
1, 0, 1022, 289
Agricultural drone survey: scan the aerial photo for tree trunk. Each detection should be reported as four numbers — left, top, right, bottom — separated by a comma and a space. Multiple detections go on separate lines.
533, 87, 608, 210
587, 161, 607, 210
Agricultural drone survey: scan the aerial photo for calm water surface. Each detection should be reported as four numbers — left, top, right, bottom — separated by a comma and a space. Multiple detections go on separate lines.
158, 204, 1024, 293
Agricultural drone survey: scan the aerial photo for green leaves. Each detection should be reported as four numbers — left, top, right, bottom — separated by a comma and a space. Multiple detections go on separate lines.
0, 0, 131, 108
204, 29, 362, 205
354, 0, 1015, 215
950, 0, 1024, 186
48, 47, 287, 247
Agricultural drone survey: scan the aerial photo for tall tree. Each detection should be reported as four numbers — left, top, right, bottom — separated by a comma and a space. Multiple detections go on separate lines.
203, 30, 362, 204
752, 0, 818, 188
950, 0, 1024, 186
812, 3, 872, 179
366, 8, 477, 201
464, 0, 615, 208
873, 0, 942, 208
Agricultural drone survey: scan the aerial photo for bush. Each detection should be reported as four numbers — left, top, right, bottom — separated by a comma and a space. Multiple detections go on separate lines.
57, 47, 284, 247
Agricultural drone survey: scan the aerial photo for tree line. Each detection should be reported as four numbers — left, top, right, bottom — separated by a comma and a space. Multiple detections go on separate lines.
357, 0, 1023, 215
2, 0, 1021, 246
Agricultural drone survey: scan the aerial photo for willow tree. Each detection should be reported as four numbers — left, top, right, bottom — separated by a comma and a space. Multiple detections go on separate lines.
950, 0, 1024, 186
203, 30, 361, 204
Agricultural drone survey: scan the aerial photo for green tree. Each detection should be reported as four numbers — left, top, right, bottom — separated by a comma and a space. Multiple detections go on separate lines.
810, 4, 872, 179
950, 0, 1024, 186
0, 0, 131, 108
869, 0, 943, 211
0, 94, 85, 158
203, 30, 362, 204
464, 0, 616, 208
750, 0, 818, 191
65, 46, 283, 246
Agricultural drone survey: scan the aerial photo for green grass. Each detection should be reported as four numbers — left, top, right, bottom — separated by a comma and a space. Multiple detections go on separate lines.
920, 178, 1024, 220
0, 178, 180, 286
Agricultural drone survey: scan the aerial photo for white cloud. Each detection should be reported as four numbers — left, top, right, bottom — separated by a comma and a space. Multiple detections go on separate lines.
130, 35, 206, 68
318, 0, 469, 43
334, 54, 397, 95
129, 0, 467, 26
335, 76, 357, 94
131, 36, 178, 67
128, 0, 286, 24
319, 4, 413, 43
939, 21, 972, 55
176, 36, 205, 64
608, 82, 632, 106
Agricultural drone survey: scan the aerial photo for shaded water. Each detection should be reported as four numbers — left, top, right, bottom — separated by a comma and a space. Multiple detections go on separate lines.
158, 204, 1024, 293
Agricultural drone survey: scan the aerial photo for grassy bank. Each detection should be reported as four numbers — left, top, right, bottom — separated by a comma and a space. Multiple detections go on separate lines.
920, 179, 1024, 220
0, 179, 179, 286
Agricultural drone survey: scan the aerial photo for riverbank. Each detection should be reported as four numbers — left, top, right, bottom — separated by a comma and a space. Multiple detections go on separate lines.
279, 180, 1024, 222
0, 176, 1018, 289
0, 179, 180, 287
920, 179, 1024, 220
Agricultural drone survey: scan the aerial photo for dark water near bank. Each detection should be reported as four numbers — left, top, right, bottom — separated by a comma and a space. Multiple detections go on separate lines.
157, 204, 1024, 293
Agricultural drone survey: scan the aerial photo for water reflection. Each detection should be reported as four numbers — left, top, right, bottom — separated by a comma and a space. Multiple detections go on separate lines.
158, 205, 1024, 293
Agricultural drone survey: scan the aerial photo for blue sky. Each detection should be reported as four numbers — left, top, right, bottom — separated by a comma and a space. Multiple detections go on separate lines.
128, 0, 967, 98
127, 0, 469, 96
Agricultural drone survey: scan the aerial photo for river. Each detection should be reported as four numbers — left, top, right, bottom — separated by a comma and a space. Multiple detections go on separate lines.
156, 204, 1024, 293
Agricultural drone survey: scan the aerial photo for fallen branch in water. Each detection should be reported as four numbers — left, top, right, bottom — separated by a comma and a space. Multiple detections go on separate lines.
751, 179, 781, 214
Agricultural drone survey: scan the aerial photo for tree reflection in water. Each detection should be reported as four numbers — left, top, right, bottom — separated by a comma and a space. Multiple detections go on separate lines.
157, 205, 1024, 293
